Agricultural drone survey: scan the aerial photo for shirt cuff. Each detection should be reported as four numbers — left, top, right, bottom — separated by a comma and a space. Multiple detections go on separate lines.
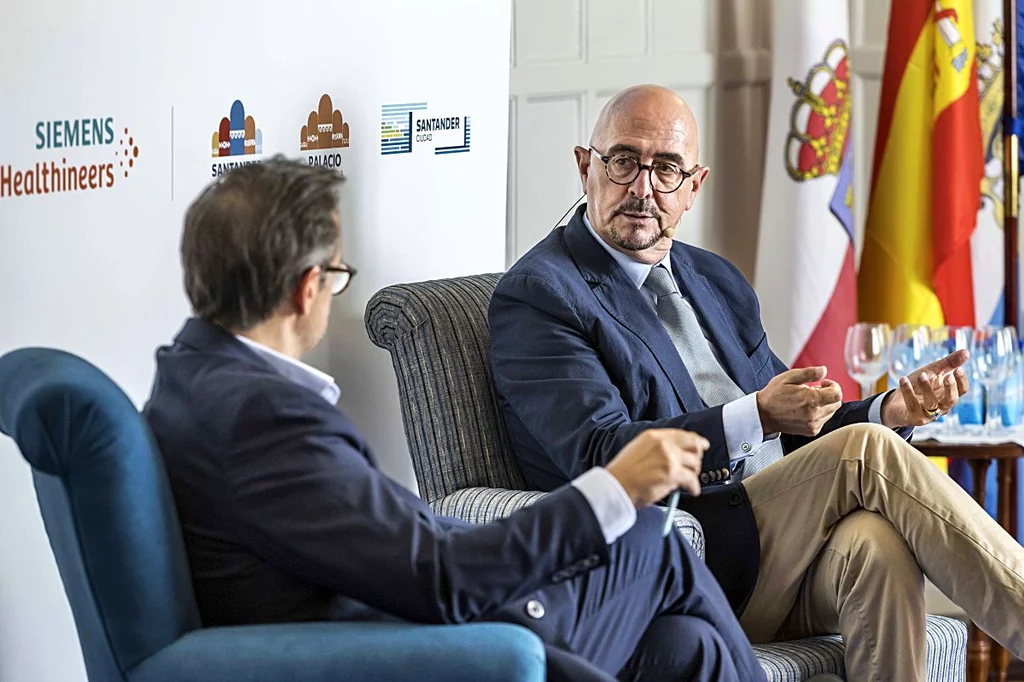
571, 467, 637, 544
722, 392, 772, 463
868, 391, 890, 425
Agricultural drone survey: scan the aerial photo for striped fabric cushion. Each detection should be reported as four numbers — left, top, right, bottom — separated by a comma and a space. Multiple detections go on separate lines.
669, 507, 705, 560
433, 487, 547, 524
753, 614, 966, 682
923, 615, 968, 682
365, 274, 523, 503
434, 487, 706, 561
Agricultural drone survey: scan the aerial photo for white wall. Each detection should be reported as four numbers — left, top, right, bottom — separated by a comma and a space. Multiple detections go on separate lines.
504, 0, 893, 280
507, 0, 719, 262
0, 2, 510, 680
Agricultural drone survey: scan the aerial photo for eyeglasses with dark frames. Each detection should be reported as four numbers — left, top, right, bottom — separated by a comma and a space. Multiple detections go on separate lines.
589, 146, 701, 193
322, 263, 357, 296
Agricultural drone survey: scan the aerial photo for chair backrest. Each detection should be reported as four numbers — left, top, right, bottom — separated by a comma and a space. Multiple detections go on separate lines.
365, 274, 525, 503
0, 348, 201, 682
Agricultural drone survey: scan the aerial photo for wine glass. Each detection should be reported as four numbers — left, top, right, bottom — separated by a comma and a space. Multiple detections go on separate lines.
932, 325, 974, 358
888, 324, 931, 386
845, 323, 891, 400
974, 326, 1013, 433
999, 327, 1021, 428
931, 326, 975, 431
1003, 326, 1019, 370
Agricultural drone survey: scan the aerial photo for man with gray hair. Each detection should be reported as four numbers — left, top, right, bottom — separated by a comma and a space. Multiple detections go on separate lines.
144, 156, 772, 682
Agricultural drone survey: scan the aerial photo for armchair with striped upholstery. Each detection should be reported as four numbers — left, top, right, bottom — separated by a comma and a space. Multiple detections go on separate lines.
364, 273, 968, 682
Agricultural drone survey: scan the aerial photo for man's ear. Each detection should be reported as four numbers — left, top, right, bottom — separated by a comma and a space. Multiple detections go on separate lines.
573, 145, 591, 194
684, 166, 710, 211
291, 266, 322, 316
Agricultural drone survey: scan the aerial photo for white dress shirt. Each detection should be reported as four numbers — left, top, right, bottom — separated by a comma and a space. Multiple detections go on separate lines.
236, 335, 342, 405
581, 213, 887, 465
235, 333, 638, 544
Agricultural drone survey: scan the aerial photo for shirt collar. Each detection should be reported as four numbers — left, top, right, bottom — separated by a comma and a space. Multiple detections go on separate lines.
582, 210, 673, 290
235, 334, 341, 405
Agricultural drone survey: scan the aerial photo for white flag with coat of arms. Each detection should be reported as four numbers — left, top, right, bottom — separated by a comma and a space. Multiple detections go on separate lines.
754, 0, 858, 398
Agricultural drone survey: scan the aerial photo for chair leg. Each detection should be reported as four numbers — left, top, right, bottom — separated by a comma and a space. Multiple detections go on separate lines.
991, 460, 1015, 682
966, 460, 992, 682
992, 644, 1010, 682
967, 625, 990, 682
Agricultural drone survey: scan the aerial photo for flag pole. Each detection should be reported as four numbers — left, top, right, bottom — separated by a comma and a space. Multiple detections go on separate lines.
1003, 0, 1019, 540
1006, 0, 1019, 333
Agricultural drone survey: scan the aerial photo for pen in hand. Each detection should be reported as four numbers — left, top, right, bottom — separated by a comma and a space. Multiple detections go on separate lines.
661, 489, 680, 537
605, 429, 707, 538
659, 430, 708, 536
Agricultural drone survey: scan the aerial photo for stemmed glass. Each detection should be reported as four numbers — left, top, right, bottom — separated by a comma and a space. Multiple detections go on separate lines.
974, 326, 1014, 433
845, 323, 891, 401
888, 324, 931, 386
999, 326, 1020, 428
930, 326, 974, 431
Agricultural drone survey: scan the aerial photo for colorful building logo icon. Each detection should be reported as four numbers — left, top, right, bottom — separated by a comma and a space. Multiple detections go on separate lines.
302, 94, 350, 151
211, 100, 263, 158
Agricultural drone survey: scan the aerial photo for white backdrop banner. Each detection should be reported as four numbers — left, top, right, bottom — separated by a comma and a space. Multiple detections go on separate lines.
0, 2, 511, 681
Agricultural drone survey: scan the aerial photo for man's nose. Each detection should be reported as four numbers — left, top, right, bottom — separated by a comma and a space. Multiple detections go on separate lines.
628, 167, 654, 199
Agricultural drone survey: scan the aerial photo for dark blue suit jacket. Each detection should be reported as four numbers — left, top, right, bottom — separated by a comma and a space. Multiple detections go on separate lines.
143, 318, 610, 630
489, 205, 895, 612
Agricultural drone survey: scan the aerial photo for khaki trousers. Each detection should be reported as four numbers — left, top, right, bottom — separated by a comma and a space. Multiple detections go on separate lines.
737, 423, 1024, 682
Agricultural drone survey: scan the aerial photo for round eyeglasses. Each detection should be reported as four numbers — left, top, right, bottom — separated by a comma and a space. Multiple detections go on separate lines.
323, 263, 357, 296
589, 146, 700, 193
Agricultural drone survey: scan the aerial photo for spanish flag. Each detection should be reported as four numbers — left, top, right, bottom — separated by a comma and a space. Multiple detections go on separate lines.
859, 0, 984, 328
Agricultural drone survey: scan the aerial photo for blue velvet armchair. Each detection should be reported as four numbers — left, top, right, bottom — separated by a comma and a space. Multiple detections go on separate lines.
0, 348, 546, 682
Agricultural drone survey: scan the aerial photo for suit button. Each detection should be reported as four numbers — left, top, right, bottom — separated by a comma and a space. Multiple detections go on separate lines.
741, 442, 751, 453
526, 599, 545, 619
720, 468, 730, 480
729, 492, 743, 506
699, 472, 709, 485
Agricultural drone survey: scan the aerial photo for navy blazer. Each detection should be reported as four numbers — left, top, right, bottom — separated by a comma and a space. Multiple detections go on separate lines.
489, 205, 895, 612
143, 318, 610, 629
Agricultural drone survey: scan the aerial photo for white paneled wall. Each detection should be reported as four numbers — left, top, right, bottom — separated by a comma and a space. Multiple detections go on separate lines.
508, 0, 717, 264
507, 0, 894, 281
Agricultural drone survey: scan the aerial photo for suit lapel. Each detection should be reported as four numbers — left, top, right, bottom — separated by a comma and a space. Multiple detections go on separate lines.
671, 249, 757, 393
563, 208, 704, 412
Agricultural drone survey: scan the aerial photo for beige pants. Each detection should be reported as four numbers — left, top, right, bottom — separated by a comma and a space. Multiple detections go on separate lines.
737, 423, 1024, 682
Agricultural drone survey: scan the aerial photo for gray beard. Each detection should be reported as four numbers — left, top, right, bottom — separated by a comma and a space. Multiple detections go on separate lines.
609, 219, 677, 251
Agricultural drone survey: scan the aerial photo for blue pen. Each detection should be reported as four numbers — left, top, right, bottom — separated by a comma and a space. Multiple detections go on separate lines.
661, 489, 680, 537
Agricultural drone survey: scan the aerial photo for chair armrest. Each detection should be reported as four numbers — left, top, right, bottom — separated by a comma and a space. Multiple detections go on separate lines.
431, 487, 548, 524
128, 621, 545, 682
669, 508, 705, 562
433, 487, 705, 561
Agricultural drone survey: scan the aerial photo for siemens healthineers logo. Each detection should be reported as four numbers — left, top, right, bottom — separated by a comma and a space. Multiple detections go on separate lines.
1, 116, 141, 199
380, 102, 471, 156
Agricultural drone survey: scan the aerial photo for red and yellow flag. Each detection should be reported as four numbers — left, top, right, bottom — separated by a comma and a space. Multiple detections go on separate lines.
859, 1, 984, 328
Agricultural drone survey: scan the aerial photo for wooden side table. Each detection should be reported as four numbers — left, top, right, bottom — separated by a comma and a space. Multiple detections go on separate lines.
914, 440, 1023, 682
